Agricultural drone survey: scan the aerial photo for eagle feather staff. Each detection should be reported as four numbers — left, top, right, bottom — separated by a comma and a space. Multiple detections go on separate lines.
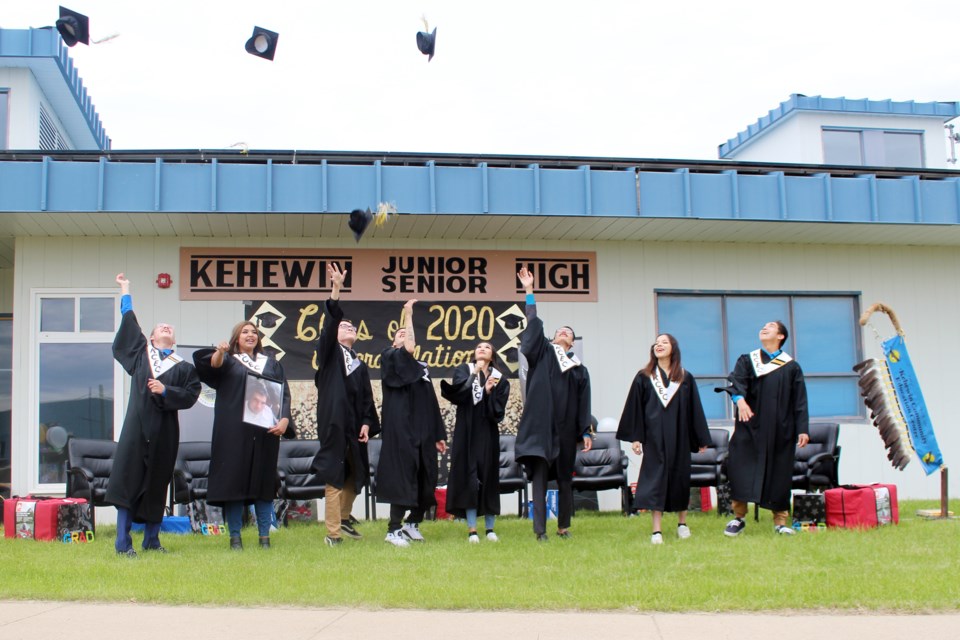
854, 303, 944, 475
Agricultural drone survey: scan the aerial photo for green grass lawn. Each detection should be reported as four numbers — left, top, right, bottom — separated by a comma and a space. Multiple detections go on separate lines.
2, 500, 958, 612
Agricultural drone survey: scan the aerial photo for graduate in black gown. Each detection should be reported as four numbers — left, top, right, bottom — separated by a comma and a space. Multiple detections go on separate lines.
193, 321, 294, 550
107, 274, 201, 556
441, 342, 510, 543
310, 262, 380, 546
616, 333, 710, 544
514, 267, 592, 542
717, 320, 809, 537
377, 299, 447, 547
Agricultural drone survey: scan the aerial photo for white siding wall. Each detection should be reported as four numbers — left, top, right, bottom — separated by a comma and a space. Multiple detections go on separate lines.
0, 67, 76, 150
10, 235, 959, 503
729, 112, 954, 169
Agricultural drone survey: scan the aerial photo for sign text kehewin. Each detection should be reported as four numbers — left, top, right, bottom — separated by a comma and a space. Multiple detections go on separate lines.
180, 249, 597, 302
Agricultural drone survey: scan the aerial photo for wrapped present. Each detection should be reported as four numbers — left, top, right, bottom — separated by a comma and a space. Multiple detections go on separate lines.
715, 481, 733, 516
792, 492, 826, 524
4, 497, 94, 542
281, 499, 317, 524
179, 499, 226, 535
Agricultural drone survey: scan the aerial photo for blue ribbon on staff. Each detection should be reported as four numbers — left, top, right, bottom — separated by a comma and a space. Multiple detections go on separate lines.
882, 335, 944, 475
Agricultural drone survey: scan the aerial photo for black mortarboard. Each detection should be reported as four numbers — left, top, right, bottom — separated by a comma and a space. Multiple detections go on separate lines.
416, 27, 437, 61
499, 313, 525, 331
56, 6, 90, 47
255, 310, 283, 329
245, 26, 279, 61
348, 208, 373, 242
500, 346, 519, 364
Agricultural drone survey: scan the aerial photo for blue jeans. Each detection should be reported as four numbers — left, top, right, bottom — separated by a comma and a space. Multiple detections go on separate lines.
466, 508, 495, 532
115, 506, 161, 552
224, 500, 274, 538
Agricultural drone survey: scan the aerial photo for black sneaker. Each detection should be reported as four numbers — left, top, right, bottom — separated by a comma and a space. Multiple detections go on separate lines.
142, 545, 167, 554
340, 522, 363, 540
556, 530, 572, 539
724, 518, 746, 537
229, 536, 243, 551
324, 535, 343, 547
116, 548, 138, 558
536, 533, 549, 543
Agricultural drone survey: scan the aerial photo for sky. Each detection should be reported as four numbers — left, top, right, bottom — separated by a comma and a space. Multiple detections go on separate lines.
3, 0, 960, 160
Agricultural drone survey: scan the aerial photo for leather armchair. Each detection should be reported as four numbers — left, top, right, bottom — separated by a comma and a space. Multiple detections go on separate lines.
365, 438, 382, 520
571, 433, 631, 514
276, 439, 325, 503
172, 441, 212, 504
498, 435, 528, 516
66, 437, 116, 507
794, 422, 841, 491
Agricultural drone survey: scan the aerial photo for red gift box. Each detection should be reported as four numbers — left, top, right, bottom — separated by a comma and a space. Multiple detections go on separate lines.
825, 484, 898, 529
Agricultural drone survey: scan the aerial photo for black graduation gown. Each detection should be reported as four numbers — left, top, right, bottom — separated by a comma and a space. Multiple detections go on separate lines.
192, 349, 295, 506
106, 311, 201, 523
615, 369, 711, 512
440, 364, 510, 518
724, 352, 809, 511
514, 305, 591, 480
376, 347, 446, 507
310, 298, 381, 492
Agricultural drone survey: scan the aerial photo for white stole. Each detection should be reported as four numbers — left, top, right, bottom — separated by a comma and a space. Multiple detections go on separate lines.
749, 349, 793, 377
651, 367, 682, 408
233, 352, 269, 374
341, 344, 361, 376
551, 343, 581, 373
468, 363, 502, 405
147, 344, 182, 378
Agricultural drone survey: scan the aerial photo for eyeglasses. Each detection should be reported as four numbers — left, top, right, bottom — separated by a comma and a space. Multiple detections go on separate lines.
338, 323, 357, 331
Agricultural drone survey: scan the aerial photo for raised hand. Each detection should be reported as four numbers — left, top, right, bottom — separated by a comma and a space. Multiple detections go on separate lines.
517, 267, 534, 293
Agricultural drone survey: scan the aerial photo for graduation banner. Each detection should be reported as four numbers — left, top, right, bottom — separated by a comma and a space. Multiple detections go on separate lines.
244, 299, 527, 380
853, 303, 944, 476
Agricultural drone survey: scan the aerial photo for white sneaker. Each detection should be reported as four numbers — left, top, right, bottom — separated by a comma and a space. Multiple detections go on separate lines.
775, 525, 797, 536
486, 531, 499, 543
468, 532, 480, 544
651, 532, 663, 545
385, 531, 410, 547
677, 524, 691, 540
401, 522, 425, 542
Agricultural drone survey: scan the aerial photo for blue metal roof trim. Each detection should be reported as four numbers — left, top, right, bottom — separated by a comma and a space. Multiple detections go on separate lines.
0, 28, 110, 150
1, 155, 960, 227
719, 94, 960, 159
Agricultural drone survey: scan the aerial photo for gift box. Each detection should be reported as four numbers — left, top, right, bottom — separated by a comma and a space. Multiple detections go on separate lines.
527, 489, 559, 521
793, 492, 826, 524
178, 499, 226, 535
4, 496, 94, 542
279, 499, 317, 525
715, 481, 733, 516
434, 487, 451, 520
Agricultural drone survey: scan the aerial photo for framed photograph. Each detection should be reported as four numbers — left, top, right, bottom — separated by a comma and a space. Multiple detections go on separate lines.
243, 373, 283, 429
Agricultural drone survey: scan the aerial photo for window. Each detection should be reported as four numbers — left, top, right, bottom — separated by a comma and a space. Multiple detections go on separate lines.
657, 292, 861, 421
822, 128, 923, 167
33, 293, 117, 489
0, 89, 8, 150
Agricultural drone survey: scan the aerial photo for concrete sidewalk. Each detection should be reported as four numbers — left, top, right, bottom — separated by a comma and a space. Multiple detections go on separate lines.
1, 601, 957, 640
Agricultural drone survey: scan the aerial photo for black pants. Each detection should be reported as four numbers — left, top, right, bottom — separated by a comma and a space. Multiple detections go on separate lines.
530, 458, 573, 535
387, 448, 434, 532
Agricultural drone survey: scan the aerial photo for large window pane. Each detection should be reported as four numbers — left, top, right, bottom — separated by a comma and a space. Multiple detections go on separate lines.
38, 343, 114, 484
725, 297, 790, 370
0, 317, 11, 369
697, 377, 729, 421
40, 298, 75, 332
823, 130, 862, 165
0, 371, 9, 499
883, 132, 923, 167
79, 297, 114, 332
658, 296, 724, 374
0, 90, 7, 150
806, 378, 861, 417
793, 297, 857, 373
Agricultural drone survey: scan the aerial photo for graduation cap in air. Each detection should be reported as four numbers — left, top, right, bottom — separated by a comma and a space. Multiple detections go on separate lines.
245, 26, 279, 61
348, 208, 374, 242
56, 6, 90, 47
499, 313, 525, 332
416, 26, 437, 61
255, 310, 283, 329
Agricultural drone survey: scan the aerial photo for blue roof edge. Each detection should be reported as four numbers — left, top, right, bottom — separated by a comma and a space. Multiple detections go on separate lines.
0, 27, 110, 150
718, 94, 960, 159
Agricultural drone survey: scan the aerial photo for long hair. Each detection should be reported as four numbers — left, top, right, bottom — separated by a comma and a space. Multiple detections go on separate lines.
228, 321, 262, 356
641, 333, 684, 383
471, 341, 502, 371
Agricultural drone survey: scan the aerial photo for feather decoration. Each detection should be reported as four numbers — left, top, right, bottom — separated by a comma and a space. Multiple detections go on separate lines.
853, 357, 912, 470
373, 202, 397, 228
